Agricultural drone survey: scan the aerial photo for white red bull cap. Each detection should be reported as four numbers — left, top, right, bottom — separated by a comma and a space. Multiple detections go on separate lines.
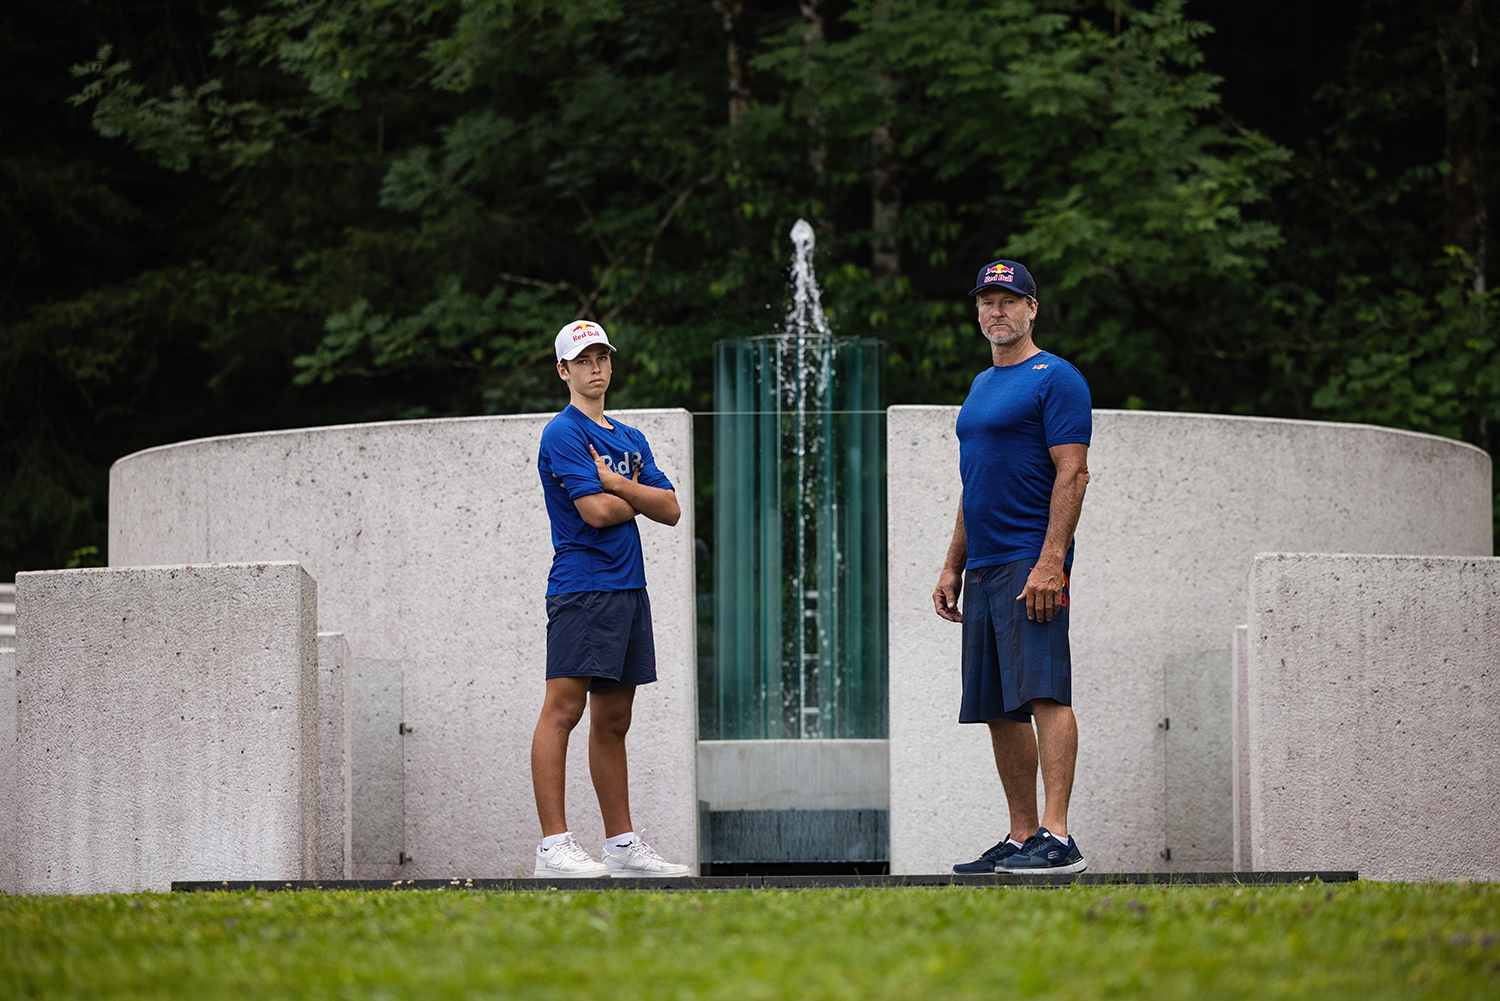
554, 320, 616, 362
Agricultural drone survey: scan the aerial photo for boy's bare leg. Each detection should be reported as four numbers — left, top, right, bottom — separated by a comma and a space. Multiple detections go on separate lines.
987, 716, 1041, 842
531, 676, 592, 837
588, 685, 637, 838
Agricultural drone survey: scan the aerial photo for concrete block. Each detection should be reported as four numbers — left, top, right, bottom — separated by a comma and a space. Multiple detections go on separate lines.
697, 739, 889, 811
1246, 554, 1500, 881
110, 410, 697, 878
316, 632, 352, 880
696, 734, 891, 867
14, 563, 319, 893
888, 407, 1492, 874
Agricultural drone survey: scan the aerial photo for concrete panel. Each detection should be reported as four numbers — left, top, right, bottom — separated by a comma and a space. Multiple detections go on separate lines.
1163, 648, 1232, 869
14, 563, 318, 893
315, 632, 352, 880
110, 410, 697, 878
697, 739, 889, 811
888, 407, 1492, 875
349, 657, 404, 877
1246, 553, 1500, 881
0, 648, 15, 893
1232, 625, 1251, 872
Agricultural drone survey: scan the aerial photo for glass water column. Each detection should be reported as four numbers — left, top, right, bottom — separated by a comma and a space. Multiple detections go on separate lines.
712, 335, 887, 740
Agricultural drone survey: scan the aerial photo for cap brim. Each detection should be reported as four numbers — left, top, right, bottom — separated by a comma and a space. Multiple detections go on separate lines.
558, 340, 617, 362
970, 281, 1033, 297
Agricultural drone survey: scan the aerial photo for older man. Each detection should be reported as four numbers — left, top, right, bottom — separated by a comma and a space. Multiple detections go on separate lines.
932, 260, 1092, 875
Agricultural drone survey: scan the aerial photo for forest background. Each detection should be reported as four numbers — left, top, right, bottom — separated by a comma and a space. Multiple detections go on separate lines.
2, 0, 1496, 580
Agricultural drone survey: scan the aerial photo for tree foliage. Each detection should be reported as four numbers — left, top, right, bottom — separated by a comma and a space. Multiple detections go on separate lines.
1, 0, 1496, 577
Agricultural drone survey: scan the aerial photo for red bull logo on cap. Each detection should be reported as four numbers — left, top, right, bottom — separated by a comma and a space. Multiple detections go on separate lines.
555, 319, 613, 360
983, 264, 1015, 283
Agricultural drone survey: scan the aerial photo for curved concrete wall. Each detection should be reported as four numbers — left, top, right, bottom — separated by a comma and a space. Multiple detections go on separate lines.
109, 410, 697, 880
888, 408, 1492, 874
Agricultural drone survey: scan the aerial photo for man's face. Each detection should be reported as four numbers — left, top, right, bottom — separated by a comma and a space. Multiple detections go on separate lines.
976, 288, 1038, 346
558, 343, 613, 397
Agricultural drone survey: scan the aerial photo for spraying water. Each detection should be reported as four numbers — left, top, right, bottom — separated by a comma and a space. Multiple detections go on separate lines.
778, 219, 835, 736
711, 219, 887, 741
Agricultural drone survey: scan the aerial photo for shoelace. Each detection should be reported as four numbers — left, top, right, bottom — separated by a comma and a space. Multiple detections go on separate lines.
630, 840, 667, 862
557, 837, 595, 863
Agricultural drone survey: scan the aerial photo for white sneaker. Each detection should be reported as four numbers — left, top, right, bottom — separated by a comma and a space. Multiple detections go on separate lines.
603, 837, 692, 878
534, 835, 610, 878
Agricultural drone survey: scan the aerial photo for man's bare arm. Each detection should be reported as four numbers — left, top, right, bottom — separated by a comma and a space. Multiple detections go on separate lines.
1018, 442, 1090, 623
589, 444, 681, 526
932, 498, 967, 622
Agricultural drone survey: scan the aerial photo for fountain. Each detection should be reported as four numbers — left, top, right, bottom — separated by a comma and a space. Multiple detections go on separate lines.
708, 220, 887, 740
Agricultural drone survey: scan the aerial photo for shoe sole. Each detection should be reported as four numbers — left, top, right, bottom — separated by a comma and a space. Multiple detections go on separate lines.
533, 868, 610, 879
1000, 858, 1088, 875
607, 867, 691, 878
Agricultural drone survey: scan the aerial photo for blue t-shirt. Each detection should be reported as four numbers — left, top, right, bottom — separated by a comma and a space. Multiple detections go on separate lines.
537, 405, 675, 595
956, 351, 1092, 569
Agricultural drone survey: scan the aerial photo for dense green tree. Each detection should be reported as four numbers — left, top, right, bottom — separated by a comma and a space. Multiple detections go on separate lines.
1, 0, 1494, 579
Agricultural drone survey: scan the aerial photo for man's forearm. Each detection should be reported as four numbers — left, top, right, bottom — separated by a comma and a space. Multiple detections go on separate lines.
1038, 463, 1088, 566
608, 480, 681, 526
944, 502, 967, 574
1039, 482, 1084, 565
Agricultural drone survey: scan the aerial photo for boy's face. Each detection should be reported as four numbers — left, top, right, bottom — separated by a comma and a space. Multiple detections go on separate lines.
558, 343, 613, 399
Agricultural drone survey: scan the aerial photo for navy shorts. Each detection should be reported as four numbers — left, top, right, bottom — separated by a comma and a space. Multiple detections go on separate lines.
959, 560, 1072, 723
545, 588, 658, 690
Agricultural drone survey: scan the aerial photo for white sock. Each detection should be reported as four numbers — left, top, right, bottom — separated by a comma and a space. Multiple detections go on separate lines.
1007, 838, 1026, 849
605, 831, 638, 855
1049, 831, 1070, 844
540, 832, 571, 851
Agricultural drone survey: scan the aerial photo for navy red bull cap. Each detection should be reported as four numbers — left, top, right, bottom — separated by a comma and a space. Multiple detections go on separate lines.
968, 259, 1037, 299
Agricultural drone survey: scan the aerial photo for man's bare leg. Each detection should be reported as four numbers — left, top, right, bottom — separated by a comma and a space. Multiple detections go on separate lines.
987, 716, 1041, 842
1031, 698, 1078, 838
587, 686, 636, 838
531, 676, 592, 836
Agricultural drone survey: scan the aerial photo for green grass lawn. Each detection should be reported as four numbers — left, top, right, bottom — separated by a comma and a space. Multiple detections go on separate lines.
3, 881, 1497, 999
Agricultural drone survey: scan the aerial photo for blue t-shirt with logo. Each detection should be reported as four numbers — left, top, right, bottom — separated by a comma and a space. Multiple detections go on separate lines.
956, 351, 1092, 569
538, 405, 675, 595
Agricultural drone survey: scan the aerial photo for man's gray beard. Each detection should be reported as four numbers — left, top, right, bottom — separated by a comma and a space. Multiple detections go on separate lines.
984, 315, 1033, 346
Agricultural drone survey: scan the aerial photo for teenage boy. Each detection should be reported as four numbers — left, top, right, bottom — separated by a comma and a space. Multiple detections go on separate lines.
530, 319, 692, 878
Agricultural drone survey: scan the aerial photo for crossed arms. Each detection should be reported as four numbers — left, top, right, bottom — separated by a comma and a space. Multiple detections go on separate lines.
572, 443, 681, 528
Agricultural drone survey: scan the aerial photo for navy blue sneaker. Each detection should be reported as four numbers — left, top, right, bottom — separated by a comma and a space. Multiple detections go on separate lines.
998, 827, 1087, 874
953, 838, 1024, 874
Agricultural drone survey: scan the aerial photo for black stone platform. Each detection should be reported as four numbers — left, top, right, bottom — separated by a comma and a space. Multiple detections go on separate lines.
173, 871, 1357, 893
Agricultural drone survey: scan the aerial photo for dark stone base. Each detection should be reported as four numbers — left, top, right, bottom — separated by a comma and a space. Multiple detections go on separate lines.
701, 862, 890, 877
703, 809, 889, 864
173, 870, 1358, 893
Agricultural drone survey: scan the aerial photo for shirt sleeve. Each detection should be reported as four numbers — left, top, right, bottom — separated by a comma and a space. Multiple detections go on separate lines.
1041, 362, 1093, 447
541, 423, 607, 501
